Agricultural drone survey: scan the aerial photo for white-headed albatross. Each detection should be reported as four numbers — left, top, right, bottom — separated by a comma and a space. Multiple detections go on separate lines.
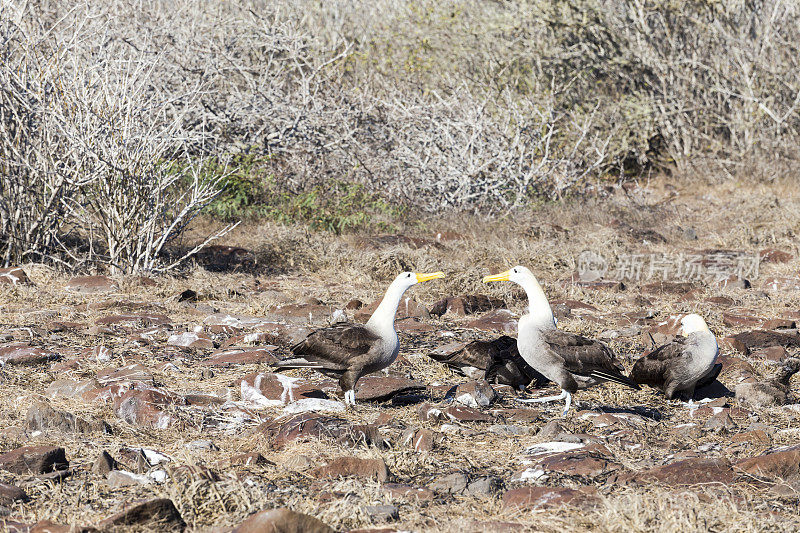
483, 266, 639, 414
630, 313, 719, 400
273, 271, 445, 405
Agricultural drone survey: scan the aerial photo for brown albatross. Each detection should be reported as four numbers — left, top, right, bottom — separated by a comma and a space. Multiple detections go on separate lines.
429, 335, 549, 391
483, 266, 639, 414
630, 314, 719, 400
273, 271, 445, 405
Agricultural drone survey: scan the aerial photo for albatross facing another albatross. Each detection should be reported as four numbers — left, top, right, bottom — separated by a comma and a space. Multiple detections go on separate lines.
273, 271, 445, 405
630, 314, 719, 400
483, 266, 639, 414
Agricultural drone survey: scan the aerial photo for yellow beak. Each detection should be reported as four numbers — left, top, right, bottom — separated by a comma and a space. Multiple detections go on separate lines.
482, 270, 511, 283
416, 271, 445, 283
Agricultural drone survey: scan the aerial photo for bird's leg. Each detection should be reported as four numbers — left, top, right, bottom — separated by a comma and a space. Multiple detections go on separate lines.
344, 389, 356, 406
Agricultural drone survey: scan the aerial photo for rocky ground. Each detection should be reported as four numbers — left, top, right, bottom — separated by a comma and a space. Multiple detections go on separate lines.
1, 178, 800, 532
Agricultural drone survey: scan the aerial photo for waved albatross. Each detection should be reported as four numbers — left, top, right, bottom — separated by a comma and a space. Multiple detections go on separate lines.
630, 313, 719, 400
483, 266, 639, 414
429, 336, 549, 391
273, 271, 445, 405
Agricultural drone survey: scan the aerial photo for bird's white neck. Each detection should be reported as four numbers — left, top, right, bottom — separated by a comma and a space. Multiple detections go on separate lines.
365, 279, 409, 335
519, 274, 556, 329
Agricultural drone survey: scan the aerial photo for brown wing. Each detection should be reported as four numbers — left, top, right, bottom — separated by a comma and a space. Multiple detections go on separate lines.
483, 336, 550, 389
541, 330, 639, 389
630, 338, 689, 387
276, 323, 380, 375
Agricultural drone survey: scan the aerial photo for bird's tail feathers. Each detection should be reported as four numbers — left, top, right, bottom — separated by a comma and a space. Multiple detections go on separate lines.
591, 369, 641, 390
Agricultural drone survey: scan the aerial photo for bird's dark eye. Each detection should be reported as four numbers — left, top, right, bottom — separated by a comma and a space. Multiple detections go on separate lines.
407, 273, 411, 278
513, 269, 517, 273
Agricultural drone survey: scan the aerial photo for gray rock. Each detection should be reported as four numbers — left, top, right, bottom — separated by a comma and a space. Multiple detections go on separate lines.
429, 472, 469, 493
363, 504, 399, 522
488, 424, 534, 437
452, 380, 498, 408
467, 476, 502, 496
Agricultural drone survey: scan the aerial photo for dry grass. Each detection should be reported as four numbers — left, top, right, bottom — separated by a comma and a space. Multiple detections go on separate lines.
1, 176, 800, 531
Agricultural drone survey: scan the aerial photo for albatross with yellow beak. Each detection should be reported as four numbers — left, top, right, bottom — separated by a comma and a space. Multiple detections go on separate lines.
273, 271, 445, 405
483, 266, 639, 414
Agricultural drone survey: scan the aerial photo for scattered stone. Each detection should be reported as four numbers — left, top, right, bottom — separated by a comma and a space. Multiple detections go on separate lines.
167, 331, 215, 350
417, 403, 446, 422
0, 267, 32, 286
355, 376, 426, 402
429, 295, 505, 317
258, 413, 382, 449
466, 476, 502, 496
238, 372, 326, 407
451, 380, 498, 408
363, 505, 399, 522
92, 451, 119, 476
97, 363, 153, 385
444, 405, 494, 423
113, 388, 181, 428
466, 309, 518, 334
759, 249, 793, 263
25, 402, 111, 435
724, 330, 800, 355
0, 344, 59, 366
761, 276, 800, 291
736, 445, 800, 482
400, 428, 435, 452
65, 275, 119, 294
503, 486, 599, 510
106, 470, 152, 487
0, 446, 68, 474
230, 452, 271, 467
0, 483, 28, 505
620, 457, 734, 486
735, 382, 787, 408
488, 424, 534, 437
98, 498, 184, 530
430, 472, 469, 494
311, 457, 388, 481
383, 483, 434, 502
704, 411, 736, 432
232, 508, 333, 533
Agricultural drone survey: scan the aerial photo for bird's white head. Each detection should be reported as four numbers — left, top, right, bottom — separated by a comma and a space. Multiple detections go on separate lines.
392, 271, 445, 290
680, 313, 710, 336
483, 265, 554, 328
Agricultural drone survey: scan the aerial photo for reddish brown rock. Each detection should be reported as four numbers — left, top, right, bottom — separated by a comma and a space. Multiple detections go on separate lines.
257, 413, 382, 449
466, 309, 518, 334
25, 402, 111, 435
735, 445, 800, 481
167, 331, 215, 350
706, 296, 735, 306
46, 378, 101, 399
642, 282, 697, 295
0, 267, 32, 286
452, 380, 498, 408
761, 276, 800, 291
759, 249, 793, 263
0, 445, 68, 474
112, 388, 183, 428
64, 275, 119, 294
204, 347, 279, 366
97, 364, 153, 385
429, 295, 505, 317
237, 372, 327, 405
394, 317, 435, 332
0, 344, 59, 366
503, 486, 599, 510
229, 452, 271, 467
648, 314, 686, 335
27, 520, 97, 533
98, 498, 185, 530
400, 428, 435, 452
0, 482, 28, 504
531, 448, 621, 477
232, 508, 333, 533
622, 457, 734, 486
355, 376, 425, 402
752, 346, 788, 362
96, 313, 171, 327
311, 457, 388, 481
723, 330, 800, 355
444, 405, 493, 423
383, 482, 434, 501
